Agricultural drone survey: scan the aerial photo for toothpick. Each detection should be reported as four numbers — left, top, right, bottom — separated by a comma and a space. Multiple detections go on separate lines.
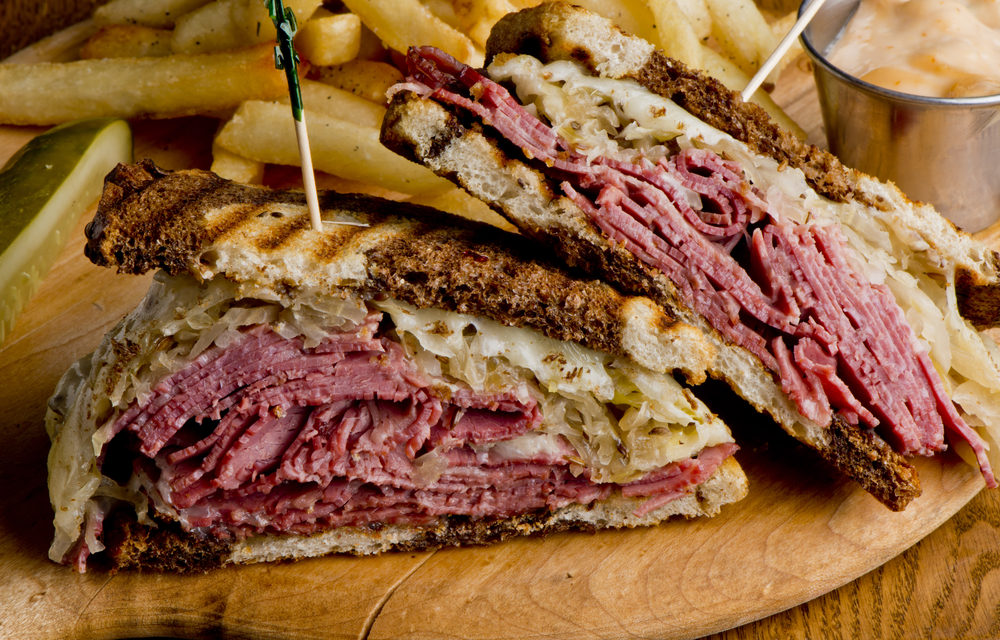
267, 0, 322, 232
741, 0, 827, 102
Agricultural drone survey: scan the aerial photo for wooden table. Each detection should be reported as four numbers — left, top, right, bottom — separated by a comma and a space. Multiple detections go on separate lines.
1, 33, 999, 640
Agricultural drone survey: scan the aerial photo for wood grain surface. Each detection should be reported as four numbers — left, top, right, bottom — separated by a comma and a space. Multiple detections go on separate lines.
1, 43, 999, 640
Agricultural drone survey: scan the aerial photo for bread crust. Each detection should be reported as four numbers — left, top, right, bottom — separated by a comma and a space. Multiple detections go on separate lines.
824, 417, 922, 511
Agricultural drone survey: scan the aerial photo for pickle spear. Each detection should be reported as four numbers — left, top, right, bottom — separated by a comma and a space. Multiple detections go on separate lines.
0, 118, 132, 345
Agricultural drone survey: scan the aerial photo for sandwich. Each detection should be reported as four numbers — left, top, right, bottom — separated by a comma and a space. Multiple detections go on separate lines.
46, 159, 748, 572
379, 1, 1000, 510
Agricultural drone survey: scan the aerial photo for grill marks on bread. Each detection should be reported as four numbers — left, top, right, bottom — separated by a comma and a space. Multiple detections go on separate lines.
88, 159, 356, 275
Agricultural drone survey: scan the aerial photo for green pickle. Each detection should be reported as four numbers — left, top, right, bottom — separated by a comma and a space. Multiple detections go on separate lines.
0, 118, 132, 345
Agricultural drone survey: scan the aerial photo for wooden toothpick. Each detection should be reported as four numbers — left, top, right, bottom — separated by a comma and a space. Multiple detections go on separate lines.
742, 0, 828, 102
267, 0, 323, 232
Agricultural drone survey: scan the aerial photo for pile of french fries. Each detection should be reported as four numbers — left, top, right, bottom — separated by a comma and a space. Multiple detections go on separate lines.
0, 0, 805, 221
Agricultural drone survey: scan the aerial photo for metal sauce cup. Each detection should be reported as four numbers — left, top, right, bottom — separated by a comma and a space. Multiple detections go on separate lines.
800, 0, 1000, 232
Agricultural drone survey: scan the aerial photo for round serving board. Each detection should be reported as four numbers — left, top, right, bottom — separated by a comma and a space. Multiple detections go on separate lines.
0, 56, 997, 640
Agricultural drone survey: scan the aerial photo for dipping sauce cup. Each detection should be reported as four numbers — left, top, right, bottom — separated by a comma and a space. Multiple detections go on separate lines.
800, 0, 1000, 233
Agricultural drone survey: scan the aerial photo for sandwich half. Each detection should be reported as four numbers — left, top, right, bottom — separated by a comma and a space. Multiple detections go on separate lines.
47, 159, 747, 572
379, 2, 1000, 510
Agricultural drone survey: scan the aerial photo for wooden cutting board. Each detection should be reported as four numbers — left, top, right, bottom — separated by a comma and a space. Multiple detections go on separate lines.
0, 56, 994, 640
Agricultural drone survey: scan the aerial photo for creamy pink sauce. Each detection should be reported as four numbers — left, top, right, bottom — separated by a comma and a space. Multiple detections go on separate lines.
827, 0, 1000, 97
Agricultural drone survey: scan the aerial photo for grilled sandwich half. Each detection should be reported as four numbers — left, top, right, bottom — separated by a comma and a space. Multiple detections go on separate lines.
380, 1, 1000, 510
47, 159, 747, 572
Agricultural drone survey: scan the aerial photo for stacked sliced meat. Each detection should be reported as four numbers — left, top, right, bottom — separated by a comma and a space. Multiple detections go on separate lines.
94, 309, 736, 549
402, 46, 995, 485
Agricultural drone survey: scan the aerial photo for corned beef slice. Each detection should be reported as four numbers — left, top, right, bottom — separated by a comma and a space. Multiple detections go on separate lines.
403, 47, 995, 484
90, 309, 736, 556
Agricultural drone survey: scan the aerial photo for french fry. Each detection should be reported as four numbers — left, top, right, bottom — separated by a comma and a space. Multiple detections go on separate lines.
408, 188, 519, 233
698, 45, 806, 139
465, 0, 522, 49
171, 0, 245, 55
295, 12, 362, 66
79, 25, 173, 59
282, 79, 386, 129
0, 44, 288, 125
237, 0, 324, 45
450, 0, 486, 33
703, 0, 778, 77
646, 0, 703, 68
172, 0, 324, 54
420, 0, 463, 29
355, 23, 391, 61
215, 100, 452, 195
211, 142, 266, 184
314, 60, 404, 106
93, 0, 214, 28
341, 0, 478, 65
673, 0, 712, 41
1, 19, 99, 65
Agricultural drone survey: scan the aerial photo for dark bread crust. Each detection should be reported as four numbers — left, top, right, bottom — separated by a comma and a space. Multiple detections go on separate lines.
957, 271, 1000, 330
100, 509, 596, 573
103, 509, 232, 573
365, 230, 639, 356
824, 417, 921, 511
628, 55, 858, 206
87, 159, 398, 276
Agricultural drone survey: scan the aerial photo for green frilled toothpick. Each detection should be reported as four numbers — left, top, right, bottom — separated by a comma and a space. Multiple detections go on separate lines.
267, 0, 322, 231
